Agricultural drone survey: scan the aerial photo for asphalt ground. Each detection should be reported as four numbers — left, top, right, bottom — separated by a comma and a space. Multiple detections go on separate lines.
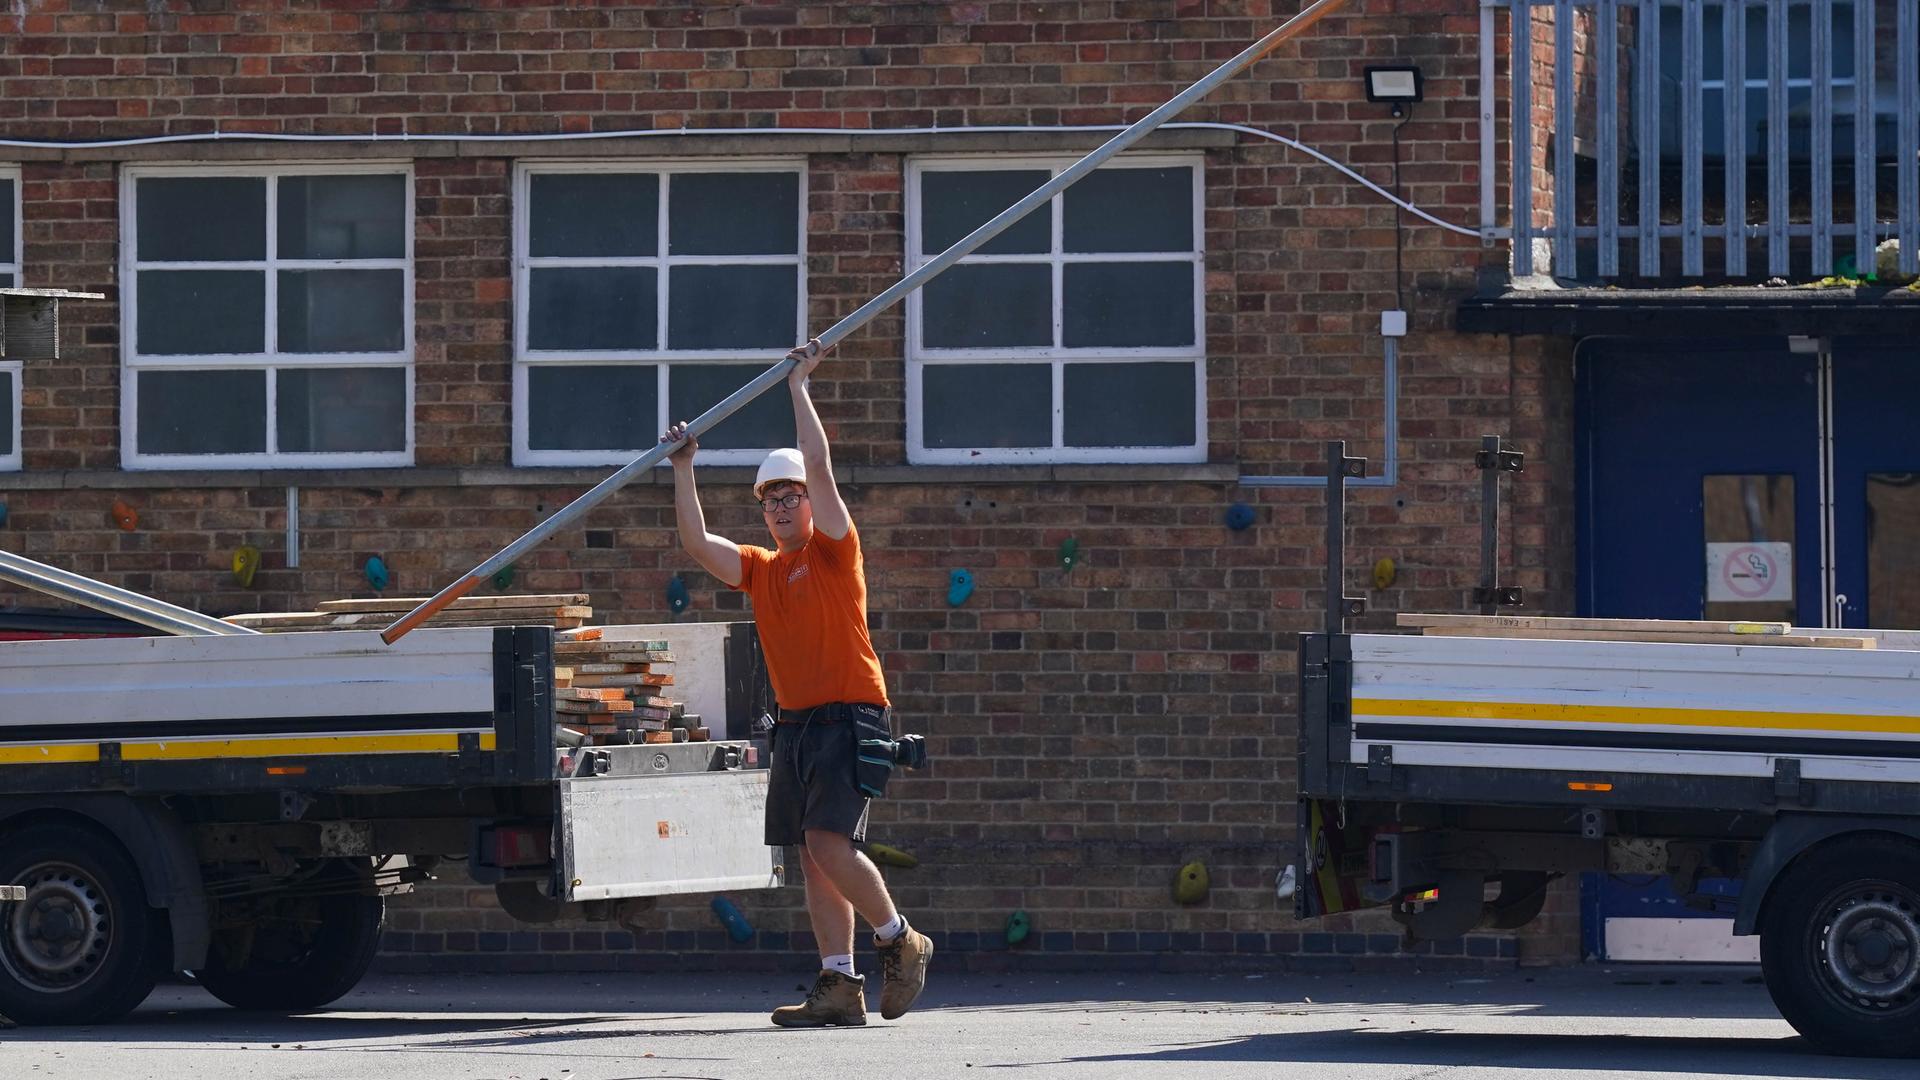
2, 967, 1912, 1080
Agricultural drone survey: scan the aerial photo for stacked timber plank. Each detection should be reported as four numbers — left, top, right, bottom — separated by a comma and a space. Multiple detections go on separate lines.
1399, 614, 1878, 649
551, 637, 708, 747
225, 594, 591, 632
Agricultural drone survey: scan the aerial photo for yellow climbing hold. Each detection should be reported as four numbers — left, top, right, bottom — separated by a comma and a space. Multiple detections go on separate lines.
1173, 860, 1210, 905
1372, 557, 1397, 589
231, 545, 262, 588
866, 843, 919, 869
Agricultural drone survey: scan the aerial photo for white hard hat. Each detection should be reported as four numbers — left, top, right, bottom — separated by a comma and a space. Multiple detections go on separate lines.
754, 448, 808, 498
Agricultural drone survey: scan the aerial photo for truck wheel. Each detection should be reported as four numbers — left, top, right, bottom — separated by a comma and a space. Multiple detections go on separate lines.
193, 873, 384, 1013
0, 821, 167, 1026
1760, 835, 1920, 1057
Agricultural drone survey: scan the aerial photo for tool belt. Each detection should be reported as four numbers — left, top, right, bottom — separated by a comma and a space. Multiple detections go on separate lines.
780, 702, 907, 800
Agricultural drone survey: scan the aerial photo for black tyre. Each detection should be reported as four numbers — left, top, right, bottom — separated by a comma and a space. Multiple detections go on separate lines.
1760, 835, 1920, 1057
0, 821, 167, 1026
192, 866, 383, 1013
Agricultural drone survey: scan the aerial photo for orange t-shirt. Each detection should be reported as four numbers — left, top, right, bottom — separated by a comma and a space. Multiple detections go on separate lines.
735, 522, 890, 711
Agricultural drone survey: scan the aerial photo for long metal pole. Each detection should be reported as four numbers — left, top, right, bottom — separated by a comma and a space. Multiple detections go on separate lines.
0, 549, 255, 637
382, 0, 1353, 644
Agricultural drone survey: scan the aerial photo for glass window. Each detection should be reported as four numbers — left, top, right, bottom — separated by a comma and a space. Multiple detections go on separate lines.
1866, 474, 1920, 630
515, 163, 806, 466
1661, 2, 1863, 161
123, 166, 412, 468
907, 157, 1205, 464
1701, 474, 1797, 624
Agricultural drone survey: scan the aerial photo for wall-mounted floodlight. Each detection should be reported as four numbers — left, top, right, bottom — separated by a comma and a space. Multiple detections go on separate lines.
1364, 65, 1423, 116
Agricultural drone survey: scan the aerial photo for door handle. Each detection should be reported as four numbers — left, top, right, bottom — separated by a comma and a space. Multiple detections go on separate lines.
1832, 593, 1849, 629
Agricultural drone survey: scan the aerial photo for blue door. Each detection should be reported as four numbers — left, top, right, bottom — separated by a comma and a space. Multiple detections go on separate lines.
1577, 342, 1822, 624
1831, 342, 1920, 631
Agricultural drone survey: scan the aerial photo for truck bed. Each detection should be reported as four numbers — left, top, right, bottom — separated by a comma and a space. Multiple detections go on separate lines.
1300, 631, 1920, 816
0, 626, 550, 795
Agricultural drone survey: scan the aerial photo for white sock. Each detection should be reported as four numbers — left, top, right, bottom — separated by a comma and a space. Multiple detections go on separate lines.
874, 913, 907, 943
822, 954, 857, 977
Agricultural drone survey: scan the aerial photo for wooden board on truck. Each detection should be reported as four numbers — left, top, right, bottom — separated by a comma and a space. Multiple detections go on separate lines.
1398, 614, 1795, 636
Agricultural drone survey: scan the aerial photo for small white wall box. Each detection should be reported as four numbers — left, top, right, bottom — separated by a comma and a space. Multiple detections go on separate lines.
1380, 310, 1408, 337
0, 288, 105, 362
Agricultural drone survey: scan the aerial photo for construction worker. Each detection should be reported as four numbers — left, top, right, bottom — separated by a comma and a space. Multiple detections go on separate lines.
659, 338, 932, 1027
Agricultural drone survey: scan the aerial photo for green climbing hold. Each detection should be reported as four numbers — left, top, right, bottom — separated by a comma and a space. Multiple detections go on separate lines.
866, 843, 919, 869
1057, 537, 1079, 572
1005, 909, 1031, 946
491, 563, 517, 591
1173, 861, 1211, 905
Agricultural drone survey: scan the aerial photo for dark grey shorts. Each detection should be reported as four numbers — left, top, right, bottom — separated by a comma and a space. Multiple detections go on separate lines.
766, 710, 874, 847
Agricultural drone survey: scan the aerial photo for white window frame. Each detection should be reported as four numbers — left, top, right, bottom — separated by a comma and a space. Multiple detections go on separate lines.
1, 163, 21, 472
904, 153, 1207, 465
119, 162, 415, 470
512, 159, 808, 467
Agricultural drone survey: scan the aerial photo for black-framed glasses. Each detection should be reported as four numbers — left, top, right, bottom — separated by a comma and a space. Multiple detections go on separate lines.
760, 492, 808, 512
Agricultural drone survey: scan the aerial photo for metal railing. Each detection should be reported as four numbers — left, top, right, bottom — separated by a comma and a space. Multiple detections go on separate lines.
1494, 0, 1920, 281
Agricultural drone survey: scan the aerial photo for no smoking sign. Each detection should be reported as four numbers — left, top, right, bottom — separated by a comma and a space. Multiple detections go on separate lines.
1706, 542, 1793, 603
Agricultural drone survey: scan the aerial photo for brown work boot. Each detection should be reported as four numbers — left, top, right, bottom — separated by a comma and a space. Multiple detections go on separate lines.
875, 925, 933, 1020
771, 970, 867, 1028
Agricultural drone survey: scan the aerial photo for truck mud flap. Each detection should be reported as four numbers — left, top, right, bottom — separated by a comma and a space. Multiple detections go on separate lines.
1297, 797, 1368, 919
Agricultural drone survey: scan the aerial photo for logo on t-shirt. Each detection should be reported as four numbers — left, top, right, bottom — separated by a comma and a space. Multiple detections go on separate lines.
786, 562, 811, 585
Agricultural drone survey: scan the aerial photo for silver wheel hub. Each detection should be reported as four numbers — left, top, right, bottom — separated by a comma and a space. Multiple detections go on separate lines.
1, 864, 113, 993
1821, 892, 1920, 1006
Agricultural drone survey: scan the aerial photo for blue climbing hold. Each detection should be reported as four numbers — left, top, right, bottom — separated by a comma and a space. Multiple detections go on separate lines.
667, 573, 691, 615
0, 501, 8, 528
710, 895, 754, 943
1226, 502, 1256, 531
364, 555, 390, 591
947, 568, 974, 607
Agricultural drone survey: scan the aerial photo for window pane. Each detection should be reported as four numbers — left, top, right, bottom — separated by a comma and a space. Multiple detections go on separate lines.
920, 170, 1051, 255
278, 367, 406, 453
0, 273, 13, 288
1867, 474, 1920, 630
1062, 361, 1195, 448
277, 174, 407, 260
0, 177, 13, 264
1064, 167, 1193, 253
667, 363, 798, 450
922, 264, 1051, 348
921, 363, 1051, 449
529, 173, 659, 258
136, 270, 265, 355
136, 369, 266, 455
669, 172, 799, 256
1702, 474, 1797, 623
1062, 262, 1194, 348
137, 177, 266, 261
528, 267, 657, 351
666, 266, 797, 350
276, 269, 405, 354
526, 364, 657, 451
0, 368, 13, 457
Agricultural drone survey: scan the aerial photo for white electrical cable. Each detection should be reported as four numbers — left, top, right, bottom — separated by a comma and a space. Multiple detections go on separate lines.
0, 121, 1480, 237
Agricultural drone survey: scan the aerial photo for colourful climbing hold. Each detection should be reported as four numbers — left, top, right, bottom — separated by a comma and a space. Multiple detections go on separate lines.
1057, 537, 1079, 572
110, 498, 138, 532
667, 573, 691, 615
364, 555, 390, 591
866, 843, 919, 869
1005, 909, 1031, 946
491, 563, 516, 591
1372, 557, 1397, 590
710, 895, 754, 943
1173, 861, 1211, 905
1225, 503, 1256, 531
231, 545, 262, 589
947, 568, 974, 607
0, 501, 8, 527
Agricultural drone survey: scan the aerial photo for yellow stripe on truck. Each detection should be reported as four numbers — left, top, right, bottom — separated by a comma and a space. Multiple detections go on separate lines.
0, 731, 496, 765
120, 731, 498, 761
0, 744, 100, 765
1355, 698, 1920, 736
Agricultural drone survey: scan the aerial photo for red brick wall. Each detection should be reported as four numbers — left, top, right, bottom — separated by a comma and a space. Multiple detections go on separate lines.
0, 0, 1577, 970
